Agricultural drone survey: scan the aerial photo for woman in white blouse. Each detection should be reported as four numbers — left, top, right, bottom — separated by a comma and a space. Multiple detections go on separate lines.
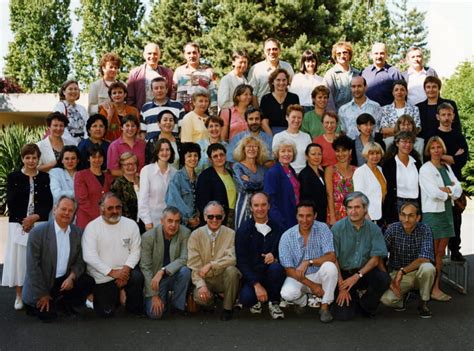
53, 80, 89, 143
353, 142, 386, 222
138, 138, 177, 230
289, 49, 323, 112
49, 145, 80, 204
37, 112, 77, 172
379, 80, 420, 138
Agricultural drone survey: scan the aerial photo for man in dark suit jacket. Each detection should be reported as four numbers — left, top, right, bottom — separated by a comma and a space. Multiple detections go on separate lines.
22, 195, 93, 322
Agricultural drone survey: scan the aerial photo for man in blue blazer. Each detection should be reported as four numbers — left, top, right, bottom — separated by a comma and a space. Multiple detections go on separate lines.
22, 195, 93, 322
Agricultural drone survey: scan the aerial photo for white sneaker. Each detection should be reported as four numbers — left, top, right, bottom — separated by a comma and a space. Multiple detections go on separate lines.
14, 296, 24, 310
307, 295, 321, 308
250, 301, 262, 314
85, 299, 94, 309
268, 301, 285, 319
279, 299, 293, 308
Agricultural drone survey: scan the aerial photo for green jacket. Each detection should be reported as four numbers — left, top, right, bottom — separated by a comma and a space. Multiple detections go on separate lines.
140, 224, 190, 297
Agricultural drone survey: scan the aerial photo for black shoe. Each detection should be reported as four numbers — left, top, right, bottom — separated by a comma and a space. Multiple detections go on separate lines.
451, 252, 466, 262
220, 309, 233, 321
394, 293, 411, 312
418, 301, 432, 319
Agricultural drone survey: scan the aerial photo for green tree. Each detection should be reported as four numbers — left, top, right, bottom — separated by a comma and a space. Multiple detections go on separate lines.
442, 61, 474, 193
73, 0, 145, 85
140, 0, 201, 70
4, 0, 72, 93
390, 0, 429, 68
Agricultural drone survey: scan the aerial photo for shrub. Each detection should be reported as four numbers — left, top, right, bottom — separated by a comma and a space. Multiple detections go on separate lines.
0, 124, 45, 215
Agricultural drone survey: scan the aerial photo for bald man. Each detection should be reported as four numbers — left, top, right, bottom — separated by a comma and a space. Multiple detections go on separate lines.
361, 43, 404, 107
127, 43, 174, 111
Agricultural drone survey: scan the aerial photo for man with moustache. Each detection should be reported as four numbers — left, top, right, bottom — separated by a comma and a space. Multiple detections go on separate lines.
82, 193, 143, 317
127, 43, 174, 111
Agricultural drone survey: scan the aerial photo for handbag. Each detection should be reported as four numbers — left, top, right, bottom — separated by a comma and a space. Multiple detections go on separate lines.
454, 190, 468, 213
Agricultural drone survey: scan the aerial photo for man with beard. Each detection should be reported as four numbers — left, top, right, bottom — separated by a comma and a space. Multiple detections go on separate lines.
226, 106, 273, 163
82, 193, 143, 317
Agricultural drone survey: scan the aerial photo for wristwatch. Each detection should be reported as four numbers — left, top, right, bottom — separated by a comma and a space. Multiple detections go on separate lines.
309, 259, 314, 266
400, 267, 406, 275
357, 271, 363, 278
161, 267, 168, 276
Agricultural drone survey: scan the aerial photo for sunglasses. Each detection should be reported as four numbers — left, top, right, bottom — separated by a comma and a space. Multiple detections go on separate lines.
206, 214, 223, 220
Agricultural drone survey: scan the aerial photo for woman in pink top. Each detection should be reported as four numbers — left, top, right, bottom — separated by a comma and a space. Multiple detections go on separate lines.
220, 84, 252, 142
313, 111, 340, 167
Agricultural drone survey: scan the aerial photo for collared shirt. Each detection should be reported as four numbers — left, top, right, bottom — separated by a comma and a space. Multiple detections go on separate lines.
380, 103, 421, 130
107, 136, 146, 172
140, 98, 185, 139
279, 221, 334, 274
395, 155, 419, 199
206, 226, 222, 257
218, 71, 248, 109
248, 60, 295, 102
322, 64, 360, 111
54, 221, 71, 278
361, 63, 404, 106
332, 217, 387, 271
384, 222, 434, 270
406, 67, 428, 105
338, 98, 382, 139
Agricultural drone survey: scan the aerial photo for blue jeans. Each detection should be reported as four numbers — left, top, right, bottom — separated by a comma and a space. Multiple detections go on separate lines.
145, 266, 191, 319
239, 263, 286, 306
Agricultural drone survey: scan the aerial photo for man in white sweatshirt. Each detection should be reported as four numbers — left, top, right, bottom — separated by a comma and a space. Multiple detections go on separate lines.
82, 193, 143, 317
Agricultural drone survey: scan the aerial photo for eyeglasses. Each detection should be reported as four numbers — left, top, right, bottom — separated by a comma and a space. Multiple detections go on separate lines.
206, 214, 223, 220
122, 162, 137, 167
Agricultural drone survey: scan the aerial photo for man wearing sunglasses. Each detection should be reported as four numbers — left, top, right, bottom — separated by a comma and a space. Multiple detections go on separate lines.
187, 201, 241, 321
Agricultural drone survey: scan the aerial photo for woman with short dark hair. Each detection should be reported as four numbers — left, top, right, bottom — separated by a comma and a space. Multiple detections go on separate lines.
49, 145, 81, 203
220, 84, 252, 142
77, 113, 110, 169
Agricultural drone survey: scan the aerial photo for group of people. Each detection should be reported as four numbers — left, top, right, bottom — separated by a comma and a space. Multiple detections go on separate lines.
1, 37, 468, 323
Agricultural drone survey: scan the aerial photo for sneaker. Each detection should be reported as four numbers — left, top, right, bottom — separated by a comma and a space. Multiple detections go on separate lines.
279, 299, 293, 308
250, 302, 262, 314
85, 299, 94, 310
418, 301, 432, 319
14, 296, 24, 311
394, 292, 410, 312
307, 295, 321, 308
319, 308, 333, 323
268, 301, 285, 319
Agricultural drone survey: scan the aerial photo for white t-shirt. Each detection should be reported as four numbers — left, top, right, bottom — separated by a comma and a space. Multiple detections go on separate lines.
272, 130, 312, 174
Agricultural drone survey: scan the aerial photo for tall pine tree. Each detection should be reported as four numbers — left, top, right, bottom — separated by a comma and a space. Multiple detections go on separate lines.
4, 0, 72, 93
73, 0, 145, 85
140, 0, 202, 70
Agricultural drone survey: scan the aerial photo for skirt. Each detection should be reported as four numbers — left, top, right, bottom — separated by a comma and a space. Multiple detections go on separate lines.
1, 223, 27, 287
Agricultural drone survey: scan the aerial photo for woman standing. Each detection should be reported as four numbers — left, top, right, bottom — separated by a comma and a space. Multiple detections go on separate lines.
289, 49, 323, 112
298, 143, 327, 223
420, 137, 462, 301
88, 52, 122, 114
325, 135, 356, 225
77, 114, 110, 170
353, 142, 386, 222
263, 138, 299, 230
165, 142, 202, 229
272, 104, 311, 174
232, 136, 268, 229
353, 113, 385, 166
74, 144, 113, 229
2, 144, 53, 309
382, 131, 421, 226
145, 110, 181, 169
380, 80, 421, 138
37, 112, 77, 172
196, 143, 237, 228
196, 116, 228, 174
313, 111, 340, 167
107, 115, 146, 177
138, 139, 177, 231
220, 84, 252, 142
99, 82, 139, 142
111, 152, 145, 232
218, 50, 249, 110
53, 79, 88, 143
383, 114, 424, 160
49, 145, 80, 204
260, 68, 299, 135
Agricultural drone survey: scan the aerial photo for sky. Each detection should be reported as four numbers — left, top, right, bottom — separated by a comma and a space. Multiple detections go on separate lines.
0, 0, 472, 79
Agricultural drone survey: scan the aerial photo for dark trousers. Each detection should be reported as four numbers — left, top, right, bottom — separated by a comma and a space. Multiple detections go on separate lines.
239, 263, 286, 307
25, 274, 94, 322
93, 267, 144, 318
332, 267, 390, 321
448, 205, 463, 254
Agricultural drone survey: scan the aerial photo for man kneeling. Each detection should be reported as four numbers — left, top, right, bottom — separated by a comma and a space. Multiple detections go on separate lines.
381, 202, 436, 318
140, 206, 191, 319
279, 201, 338, 323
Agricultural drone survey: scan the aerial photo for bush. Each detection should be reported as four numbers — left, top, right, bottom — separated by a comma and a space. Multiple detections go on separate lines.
0, 124, 45, 215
